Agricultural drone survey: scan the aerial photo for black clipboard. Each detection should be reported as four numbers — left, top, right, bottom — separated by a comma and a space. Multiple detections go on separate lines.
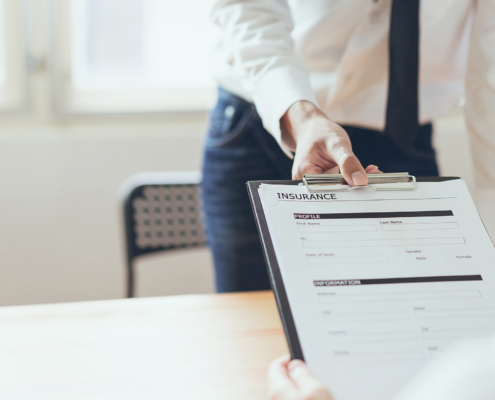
247, 176, 460, 360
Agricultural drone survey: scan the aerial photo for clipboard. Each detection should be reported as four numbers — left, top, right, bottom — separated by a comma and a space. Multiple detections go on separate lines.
246, 175, 460, 360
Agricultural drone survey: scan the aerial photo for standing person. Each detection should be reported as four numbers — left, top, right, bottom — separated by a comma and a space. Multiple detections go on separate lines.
202, 0, 495, 293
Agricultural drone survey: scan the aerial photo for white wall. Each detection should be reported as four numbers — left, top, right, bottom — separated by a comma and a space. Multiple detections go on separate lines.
0, 118, 215, 306
0, 107, 490, 306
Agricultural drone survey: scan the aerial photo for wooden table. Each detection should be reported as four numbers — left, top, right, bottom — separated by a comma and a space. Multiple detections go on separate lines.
0, 291, 288, 400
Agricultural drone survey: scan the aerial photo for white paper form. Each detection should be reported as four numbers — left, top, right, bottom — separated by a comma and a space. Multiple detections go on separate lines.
258, 180, 495, 400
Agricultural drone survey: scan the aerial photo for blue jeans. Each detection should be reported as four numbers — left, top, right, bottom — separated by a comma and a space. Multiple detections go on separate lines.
201, 88, 439, 293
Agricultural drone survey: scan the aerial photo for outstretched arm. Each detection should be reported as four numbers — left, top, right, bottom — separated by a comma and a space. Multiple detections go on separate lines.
212, 1, 379, 184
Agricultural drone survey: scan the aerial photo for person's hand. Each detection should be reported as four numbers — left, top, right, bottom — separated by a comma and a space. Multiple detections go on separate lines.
268, 355, 334, 400
281, 101, 381, 185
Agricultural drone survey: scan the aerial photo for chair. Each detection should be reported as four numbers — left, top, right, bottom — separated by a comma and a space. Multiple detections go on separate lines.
120, 171, 207, 298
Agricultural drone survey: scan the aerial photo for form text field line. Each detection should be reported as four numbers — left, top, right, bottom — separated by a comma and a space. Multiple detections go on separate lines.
303, 237, 466, 248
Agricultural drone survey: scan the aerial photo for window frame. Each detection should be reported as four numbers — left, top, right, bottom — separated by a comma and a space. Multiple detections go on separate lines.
0, 0, 29, 114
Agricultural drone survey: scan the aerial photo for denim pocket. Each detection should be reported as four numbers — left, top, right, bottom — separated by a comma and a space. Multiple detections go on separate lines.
205, 98, 255, 148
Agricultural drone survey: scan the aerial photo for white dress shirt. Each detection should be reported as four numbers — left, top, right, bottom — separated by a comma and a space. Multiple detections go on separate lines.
211, 0, 495, 194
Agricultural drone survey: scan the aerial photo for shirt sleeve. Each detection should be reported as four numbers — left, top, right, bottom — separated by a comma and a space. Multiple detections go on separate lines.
464, 0, 495, 234
211, 0, 318, 155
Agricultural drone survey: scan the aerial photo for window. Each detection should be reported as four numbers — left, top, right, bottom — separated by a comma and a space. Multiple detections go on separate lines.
51, 0, 219, 114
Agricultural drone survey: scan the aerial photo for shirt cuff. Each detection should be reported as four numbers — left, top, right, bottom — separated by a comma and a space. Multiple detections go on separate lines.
251, 65, 318, 158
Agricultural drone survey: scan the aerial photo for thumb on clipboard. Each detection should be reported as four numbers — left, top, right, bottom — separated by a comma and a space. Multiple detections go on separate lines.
268, 355, 335, 400
280, 101, 381, 185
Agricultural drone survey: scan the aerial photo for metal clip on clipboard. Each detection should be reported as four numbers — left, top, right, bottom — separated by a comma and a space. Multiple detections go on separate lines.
303, 172, 417, 192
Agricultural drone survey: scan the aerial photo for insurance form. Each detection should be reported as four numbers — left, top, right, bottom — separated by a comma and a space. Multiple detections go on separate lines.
258, 180, 495, 400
